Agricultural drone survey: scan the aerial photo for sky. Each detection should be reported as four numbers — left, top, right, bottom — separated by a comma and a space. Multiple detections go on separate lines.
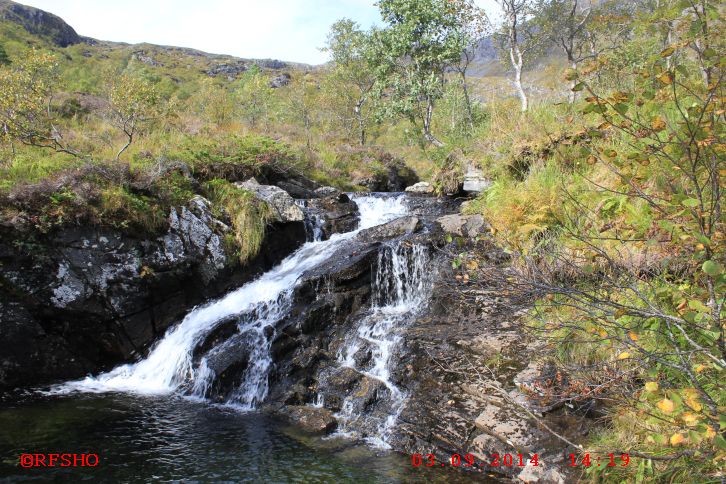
17, 0, 499, 65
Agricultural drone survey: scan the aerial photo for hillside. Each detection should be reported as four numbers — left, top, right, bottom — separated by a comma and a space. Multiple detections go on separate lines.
0, 0, 310, 94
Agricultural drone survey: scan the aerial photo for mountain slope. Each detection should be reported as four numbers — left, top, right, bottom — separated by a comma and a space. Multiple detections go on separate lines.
0, 0, 80, 47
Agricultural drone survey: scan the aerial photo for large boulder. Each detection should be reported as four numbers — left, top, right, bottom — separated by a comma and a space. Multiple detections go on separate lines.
405, 182, 435, 194
235, 178, 304, 222
358, 216, 422, 242
304, 193, 359, 239
435, 214, 487, 238
270, 73, 291, 88
287, 406, 338, 433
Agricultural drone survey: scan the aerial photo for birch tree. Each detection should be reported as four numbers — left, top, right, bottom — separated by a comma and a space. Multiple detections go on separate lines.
372, 0, 471, 146
538, 0, 592, 102
106, 72, 161, 160
494, 0, 543, 111
323, 19, 375, 146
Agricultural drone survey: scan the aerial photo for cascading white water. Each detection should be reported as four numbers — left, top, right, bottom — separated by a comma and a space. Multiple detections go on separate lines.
337, 242, 432, 447
51, 194, 411, 405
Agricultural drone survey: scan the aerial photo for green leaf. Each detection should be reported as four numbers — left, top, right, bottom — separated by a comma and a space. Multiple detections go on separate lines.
702, 260, 723, 277
613, 103, 629, 115
688, 300, 709, 313
681, 198, 700, 208
572, 82, 585, 92
715, 435, 726, 451
660, 47, 675, 58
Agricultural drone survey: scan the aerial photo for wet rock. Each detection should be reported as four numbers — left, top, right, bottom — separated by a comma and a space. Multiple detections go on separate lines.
348, 375, 390, 413
305, 194, 359, 239
192, 316, 240, 361
358, 216, 421, 242
325, 366, 363, 393
281, 384, 313, 405
314, 186, 339, 197
287, 406, 337, 433
236, 178, 304, 222
405, 182, 435, 194
435, 214, 487, 238
0, 302, 93, 388
202, 335, 252, 402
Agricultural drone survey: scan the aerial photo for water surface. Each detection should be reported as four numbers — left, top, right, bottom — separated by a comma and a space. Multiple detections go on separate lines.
0, 392, 496, 482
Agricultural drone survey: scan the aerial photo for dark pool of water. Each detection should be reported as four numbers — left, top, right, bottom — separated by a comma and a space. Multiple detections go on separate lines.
0, 392, 499, 483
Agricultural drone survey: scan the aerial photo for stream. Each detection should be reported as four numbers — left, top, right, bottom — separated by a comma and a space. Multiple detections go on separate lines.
0, 194, 490, 482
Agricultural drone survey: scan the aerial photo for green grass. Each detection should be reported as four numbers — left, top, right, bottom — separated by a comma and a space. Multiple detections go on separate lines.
203, 179, 272, 265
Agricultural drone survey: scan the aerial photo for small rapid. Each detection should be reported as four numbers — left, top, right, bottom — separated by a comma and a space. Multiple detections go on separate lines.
52, 194, 410, 403
336, 242, 432, 447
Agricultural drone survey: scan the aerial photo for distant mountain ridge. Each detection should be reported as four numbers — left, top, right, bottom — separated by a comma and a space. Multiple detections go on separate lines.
0, 0, 308, 70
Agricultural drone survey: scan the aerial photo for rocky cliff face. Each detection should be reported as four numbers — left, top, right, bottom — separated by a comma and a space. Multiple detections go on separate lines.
0, 192, 306, 389
0, 0, 81, 47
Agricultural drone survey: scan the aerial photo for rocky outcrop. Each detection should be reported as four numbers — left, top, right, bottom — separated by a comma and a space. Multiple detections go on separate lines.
462, 166, 491, 194
384, 236, 578, 483
206, 62, 248, 80
435, 214, 488, 238
235, 178, 304, 222
0, 0, 81, 47
0, 196, 306, 389
270, 73, 291, 88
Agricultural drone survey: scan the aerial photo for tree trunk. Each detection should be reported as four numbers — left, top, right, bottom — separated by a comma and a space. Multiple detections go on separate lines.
460, 71, 474, 130
423, 99, 444, 147
568, 60, 578, 104
354, 99, 366, 146
116, 130, 133, 161
510, 45, 528, 112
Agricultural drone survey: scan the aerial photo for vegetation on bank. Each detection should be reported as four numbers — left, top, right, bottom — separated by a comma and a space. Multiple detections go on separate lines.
0, 0, 723, 480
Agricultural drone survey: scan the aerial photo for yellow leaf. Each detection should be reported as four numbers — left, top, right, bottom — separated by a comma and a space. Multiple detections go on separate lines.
670, 433, 685, 446
598, 329, 607, 338
657, 71, 674, 85
652, 116, 667, 132
682, 413, 700, 426
617, 352, 630, 360
645, 382, 659, 392
704, 426, 716, 439
657, 398, 675, 413
694, 364, 706, 373
629, 331, 639, 341
686, 398, 703, 412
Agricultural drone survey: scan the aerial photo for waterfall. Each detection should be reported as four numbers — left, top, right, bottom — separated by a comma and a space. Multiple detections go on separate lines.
50, 192, 432, 448
336, 242, 432, 447
295, 199, 325, 243
52, 194, 411, 403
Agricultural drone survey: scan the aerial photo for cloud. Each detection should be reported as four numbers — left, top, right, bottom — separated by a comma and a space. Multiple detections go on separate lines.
16, 0, 498, 64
